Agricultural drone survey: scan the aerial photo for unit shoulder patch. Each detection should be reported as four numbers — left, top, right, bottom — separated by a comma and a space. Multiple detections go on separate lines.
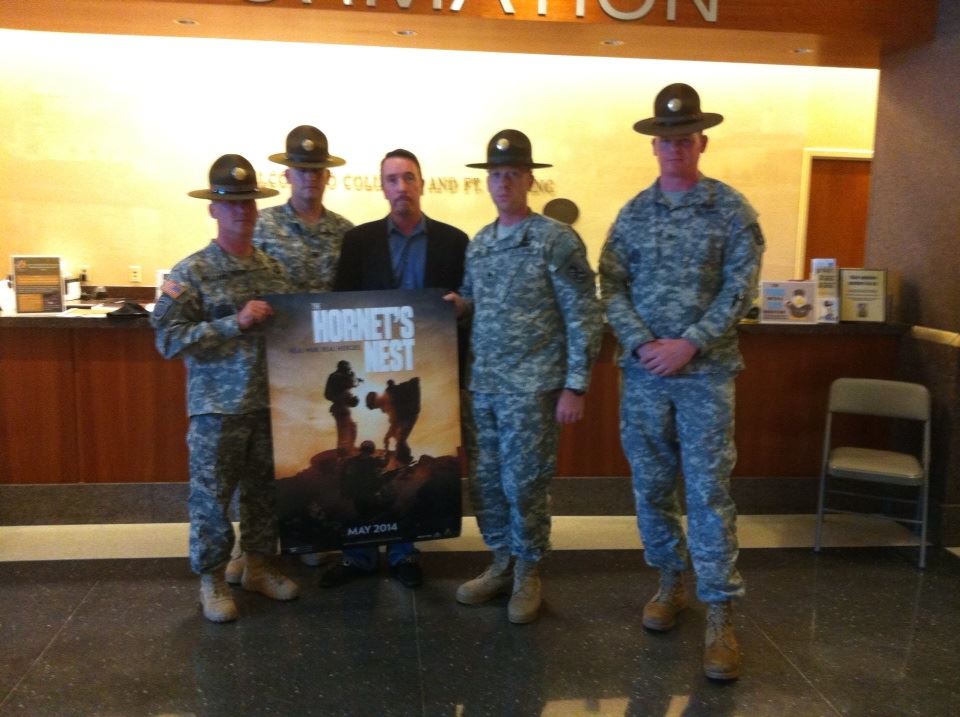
153, 294, 173, 321
557, 251, 595, 287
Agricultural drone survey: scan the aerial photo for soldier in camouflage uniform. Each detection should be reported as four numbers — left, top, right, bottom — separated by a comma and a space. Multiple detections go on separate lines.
253, 125, 353, 292
237, 125, 353, 573
599, 84, 765, 679
325, 359, 362, 455
152, 154, 300, 623
446, 130, 601, 624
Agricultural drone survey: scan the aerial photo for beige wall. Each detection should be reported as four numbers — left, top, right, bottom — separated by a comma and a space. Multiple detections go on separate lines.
0, 29, 878, 287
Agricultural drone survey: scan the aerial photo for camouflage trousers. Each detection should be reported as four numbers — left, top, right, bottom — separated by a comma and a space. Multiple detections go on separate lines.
620, 370, 744, 603
187, 410, 278, 574
467, 390, 561, 563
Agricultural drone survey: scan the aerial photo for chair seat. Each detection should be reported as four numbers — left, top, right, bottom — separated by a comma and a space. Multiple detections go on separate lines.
828, 446, 924, 485
816, 378, 931, 568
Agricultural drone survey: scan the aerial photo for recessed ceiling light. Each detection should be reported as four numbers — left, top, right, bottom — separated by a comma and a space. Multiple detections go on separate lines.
394, 29, 417, 37
600, 39, 624, 47
175, 18, 198, 26
792, 47, 813, 54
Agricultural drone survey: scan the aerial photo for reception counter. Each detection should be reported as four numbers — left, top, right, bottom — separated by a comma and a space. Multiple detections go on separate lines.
0, 316, 187, 486
1, 315, 906, 489
557, 321, 905, 480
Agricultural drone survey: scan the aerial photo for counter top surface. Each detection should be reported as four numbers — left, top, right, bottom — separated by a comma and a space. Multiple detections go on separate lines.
736, 320, 908, 335
0, 314, 909, 334
0, 314, 152, 329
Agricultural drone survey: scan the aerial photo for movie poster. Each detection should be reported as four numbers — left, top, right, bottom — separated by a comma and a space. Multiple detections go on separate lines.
264, 289, 462, 554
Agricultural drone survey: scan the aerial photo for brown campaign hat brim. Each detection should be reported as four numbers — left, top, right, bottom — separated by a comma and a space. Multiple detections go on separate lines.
465, 160, 553, 169
267, 152, 346, 169
187, 187, 280, 201
633, 112, 724, 136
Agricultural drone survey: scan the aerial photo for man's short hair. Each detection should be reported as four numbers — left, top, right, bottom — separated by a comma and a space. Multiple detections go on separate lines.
381, 148, 422, 178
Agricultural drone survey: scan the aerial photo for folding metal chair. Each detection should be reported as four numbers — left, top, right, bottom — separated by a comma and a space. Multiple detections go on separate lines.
814, 378, 931, 568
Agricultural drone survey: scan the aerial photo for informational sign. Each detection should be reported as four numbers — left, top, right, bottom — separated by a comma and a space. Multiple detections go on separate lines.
760, 280, 817, 324
810, 257, 839, 324
840, 269, 886, 322
264, 289, 462, 554
11, 255, 64, 314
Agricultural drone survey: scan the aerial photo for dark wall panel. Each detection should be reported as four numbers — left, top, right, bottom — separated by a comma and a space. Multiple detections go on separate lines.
869, 1, 960, 543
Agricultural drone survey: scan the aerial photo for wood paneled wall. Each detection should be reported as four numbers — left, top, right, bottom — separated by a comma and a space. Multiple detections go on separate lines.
1, 324, 901, 484
0, 0, 938, 68
556, 328, 901, 478
0, 326, 188, 484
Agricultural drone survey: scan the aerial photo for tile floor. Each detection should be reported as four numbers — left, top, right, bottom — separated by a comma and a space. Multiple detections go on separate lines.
1, 516, 958, 717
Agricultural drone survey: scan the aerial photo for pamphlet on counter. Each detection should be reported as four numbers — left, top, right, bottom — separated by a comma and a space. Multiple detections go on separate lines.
760, 281, 817, 324
810, 258, 840, 323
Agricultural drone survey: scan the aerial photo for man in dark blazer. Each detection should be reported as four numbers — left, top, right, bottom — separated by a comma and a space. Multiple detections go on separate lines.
334, 152, 467, 295
324, 148, 469, 589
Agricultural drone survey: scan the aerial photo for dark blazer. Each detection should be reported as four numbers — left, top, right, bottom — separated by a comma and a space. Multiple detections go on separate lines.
334, 215, 470, 386
333, 216, 468, 293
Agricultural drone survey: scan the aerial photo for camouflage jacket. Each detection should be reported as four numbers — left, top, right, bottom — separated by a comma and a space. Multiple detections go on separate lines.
253, 201, 353, 292
460, 212, 601, 393
600, 176, 765, 374
151, 241, 291, 416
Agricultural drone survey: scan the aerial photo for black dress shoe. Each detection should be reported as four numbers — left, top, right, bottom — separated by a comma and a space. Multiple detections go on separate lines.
318, 562, 372, 588
391, 560, 423, 588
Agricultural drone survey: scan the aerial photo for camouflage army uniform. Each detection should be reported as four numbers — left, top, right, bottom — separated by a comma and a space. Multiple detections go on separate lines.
461, 212, 601, 562
600, 176, 764, 603
253, 201, 353, 292
152, 241, 292, 575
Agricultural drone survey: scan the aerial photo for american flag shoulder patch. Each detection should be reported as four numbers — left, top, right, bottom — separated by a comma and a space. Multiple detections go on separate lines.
161, 279, 185, 299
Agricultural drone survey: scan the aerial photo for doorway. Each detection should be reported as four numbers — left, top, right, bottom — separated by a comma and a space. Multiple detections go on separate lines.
795, 150, 873, 278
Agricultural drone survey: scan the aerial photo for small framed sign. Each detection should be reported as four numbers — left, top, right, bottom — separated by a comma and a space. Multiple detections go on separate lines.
810, 257, 839, 323
840, 269, 886, 322
11, 256, 64, 314
760, 280, 818, 324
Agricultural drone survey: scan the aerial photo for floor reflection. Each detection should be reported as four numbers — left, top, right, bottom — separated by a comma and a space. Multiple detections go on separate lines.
0, 535, 958, 716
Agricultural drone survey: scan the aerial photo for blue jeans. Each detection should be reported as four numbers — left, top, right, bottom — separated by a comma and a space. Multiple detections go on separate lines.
343, 542, 417, 571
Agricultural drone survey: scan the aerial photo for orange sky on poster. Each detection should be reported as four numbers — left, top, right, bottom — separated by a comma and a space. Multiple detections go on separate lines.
266, 290, 461, 478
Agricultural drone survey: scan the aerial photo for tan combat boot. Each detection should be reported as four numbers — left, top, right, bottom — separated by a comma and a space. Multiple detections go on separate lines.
507, 560, 541, 624
703, 601, 741, 680
456, 551, 513, 605
241, 553, 300, 601
642, 570, 688, 631
199, 570, 238, 623
224, 543, 245, 585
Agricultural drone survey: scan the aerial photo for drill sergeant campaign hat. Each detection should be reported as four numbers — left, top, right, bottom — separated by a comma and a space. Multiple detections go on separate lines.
268, 125, 346, 169
633, 83, 724, 137
187, 154, 279, 201
466, 129, 553, 169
